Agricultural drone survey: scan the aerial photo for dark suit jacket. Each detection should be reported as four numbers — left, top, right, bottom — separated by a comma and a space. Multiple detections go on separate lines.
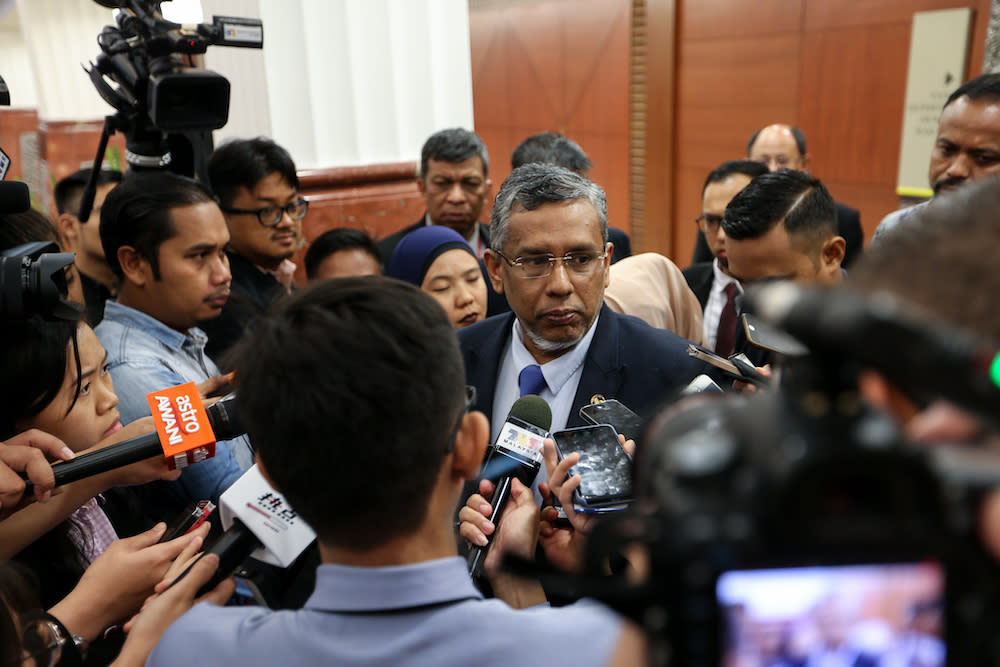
199, 250, 286, 366
376, 218, 491, 262
689, 200, 863, 268
681, 261, 714, 309
458, 304, 713, 428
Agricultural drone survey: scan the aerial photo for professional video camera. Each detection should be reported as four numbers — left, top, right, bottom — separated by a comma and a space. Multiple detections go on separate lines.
534, 284, 1000, 665
77, 0, 263, 219
0, 241, 78, 321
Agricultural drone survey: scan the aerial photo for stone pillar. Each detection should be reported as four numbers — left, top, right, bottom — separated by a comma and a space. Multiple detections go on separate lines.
984, 0, 1000, 73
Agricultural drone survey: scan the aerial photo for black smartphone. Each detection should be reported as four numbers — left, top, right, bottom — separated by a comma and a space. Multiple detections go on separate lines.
552, 424, 633, 508
578, 398, 643, 441
741, 313, 808, 356
686, 343, 770, 386
158, 500, 215, 543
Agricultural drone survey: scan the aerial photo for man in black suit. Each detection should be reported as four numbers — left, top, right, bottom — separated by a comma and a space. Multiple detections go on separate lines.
691, 124, 864, 268
682, 160, 766, 356
459, 163, 710, 442
377, 128, 492, 261
510, 132, 632, 263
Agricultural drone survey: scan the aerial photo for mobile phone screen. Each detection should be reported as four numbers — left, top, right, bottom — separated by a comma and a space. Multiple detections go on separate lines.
553, 425, 633, 505
717, 562, 944, 665
579, 400, 643, 441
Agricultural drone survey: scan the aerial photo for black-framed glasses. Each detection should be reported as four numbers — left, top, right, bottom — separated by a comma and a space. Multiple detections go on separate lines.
493, 249, 607, 279
221, 198, 309, 227
695, 213, 723, 232
445, 386, 477, 454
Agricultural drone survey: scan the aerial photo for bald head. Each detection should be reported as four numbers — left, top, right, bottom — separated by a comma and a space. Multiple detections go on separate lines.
747, 124, 810, 172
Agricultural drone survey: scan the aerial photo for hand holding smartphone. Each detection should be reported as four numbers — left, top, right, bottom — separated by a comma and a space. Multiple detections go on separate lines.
551, 425, 633, 511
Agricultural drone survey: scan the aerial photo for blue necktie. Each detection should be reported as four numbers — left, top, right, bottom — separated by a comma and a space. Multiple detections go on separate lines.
518, 364, 547, 397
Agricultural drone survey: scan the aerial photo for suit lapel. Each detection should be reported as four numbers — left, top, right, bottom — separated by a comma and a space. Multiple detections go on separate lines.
464, 313, 515, 426
569, 306, 625, 428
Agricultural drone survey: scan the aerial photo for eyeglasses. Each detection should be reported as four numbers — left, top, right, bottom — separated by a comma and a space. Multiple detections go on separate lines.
493, 250, 607, 279
695, 213, 723, 232
445, 386, 477, 454
221, 198, 309, 227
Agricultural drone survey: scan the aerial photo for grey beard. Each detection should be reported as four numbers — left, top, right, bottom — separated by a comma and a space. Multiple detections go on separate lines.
524, 324, 584, 354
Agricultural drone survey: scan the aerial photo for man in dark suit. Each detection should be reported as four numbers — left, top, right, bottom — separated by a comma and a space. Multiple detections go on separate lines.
682, 160, 766, 356
691, 124, 863, 268
510, 132, 632, 264
377, 128, 492, 262
459, 163, 710, 440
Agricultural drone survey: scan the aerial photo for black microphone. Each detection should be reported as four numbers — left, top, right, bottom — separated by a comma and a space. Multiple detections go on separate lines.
0, 181, 30, 214
467, 395, 552, 579
23, 396, 244, 493
746, 283, 1000, 432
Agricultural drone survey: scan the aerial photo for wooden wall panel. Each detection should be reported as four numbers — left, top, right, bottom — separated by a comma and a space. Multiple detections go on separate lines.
681, 0, 803, 40
470, 0, 632, 240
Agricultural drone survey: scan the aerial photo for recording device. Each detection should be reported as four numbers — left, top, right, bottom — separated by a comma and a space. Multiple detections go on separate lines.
78, 0, 264, 217
552, 424, 632, 509
168, 465, 316, 598
687, 343, 770, 386
467, 395, 552, 579
516, 284, 1000, 665
579, 397, 643, 441
680, 374, 724, 396
0, 241, 79, 321
740, 312, 809, 356
22, 383, 244, 493
158, 499, 215, 543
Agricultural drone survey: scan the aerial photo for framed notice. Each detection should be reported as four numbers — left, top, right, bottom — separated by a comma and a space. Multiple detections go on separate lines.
896, 8, 972, 198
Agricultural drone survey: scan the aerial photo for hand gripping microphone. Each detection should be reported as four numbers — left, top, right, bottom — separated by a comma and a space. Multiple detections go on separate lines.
467, 394, 552, 579
23, 382, 244, 493
170, 464, 317, 597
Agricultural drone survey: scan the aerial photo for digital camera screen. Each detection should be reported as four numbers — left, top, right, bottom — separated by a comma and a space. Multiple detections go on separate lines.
716, 562, 944, 666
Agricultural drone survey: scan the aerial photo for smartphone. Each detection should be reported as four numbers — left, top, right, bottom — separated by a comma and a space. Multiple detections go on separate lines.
552, 424, 633, 508
158, 499, 216, 543
686, 343, 770, 386
741, 313, 808, 356
579, 398, 643, 441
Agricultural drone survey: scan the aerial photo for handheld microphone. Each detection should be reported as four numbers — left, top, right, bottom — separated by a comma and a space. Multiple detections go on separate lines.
23, 383, 243, 493
467, 395, 552, 579
169, 465, 316, 597
746, 283, 1000, 432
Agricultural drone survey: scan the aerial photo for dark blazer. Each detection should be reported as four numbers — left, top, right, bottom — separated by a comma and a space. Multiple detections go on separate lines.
689, 200, 863, 267
376, 218, 491, 262
681, 261, 714, 309
458, 304, 713, 428
199, 250, 286, 366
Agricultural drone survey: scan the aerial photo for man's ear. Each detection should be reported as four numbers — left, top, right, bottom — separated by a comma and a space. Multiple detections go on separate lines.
819, 235, 846, 280
416, 176, 427, 197
798, 152, 812, 172
482, 249, 505, 295
117, 246, 150, 287
451, 410, 489, 481
603, 241, 613, 288
56, 213, 80, 252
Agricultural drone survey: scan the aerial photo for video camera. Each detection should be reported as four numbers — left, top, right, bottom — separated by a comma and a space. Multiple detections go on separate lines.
78, 0, 263, 218
0, 242, 78, 321
533, 284, 1000, 665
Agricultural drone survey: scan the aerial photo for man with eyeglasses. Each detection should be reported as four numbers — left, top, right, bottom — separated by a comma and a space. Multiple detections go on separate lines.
460, 163, 711, 445
682, 160, 766, 356
201, 137, 309, 364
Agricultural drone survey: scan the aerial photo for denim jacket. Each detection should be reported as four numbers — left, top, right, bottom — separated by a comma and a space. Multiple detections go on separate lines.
95, 301, 252, 507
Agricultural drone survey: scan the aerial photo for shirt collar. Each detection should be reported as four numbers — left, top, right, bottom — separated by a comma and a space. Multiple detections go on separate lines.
510, 313, 600, 395
712, 258, 741, 291
304, 557, 483, 613
102, 300, 207, 352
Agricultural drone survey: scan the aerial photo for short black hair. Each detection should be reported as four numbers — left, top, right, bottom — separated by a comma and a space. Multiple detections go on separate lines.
510, 132, 592, 174
944, 72, 1000, 108
746, 125, 808, 157
722, 170, 836, 248
701, 160, 769, 196
100, 172, 215, 280
420, 128, 489, 179
303, 228, 382, 280
207, 137, 299, 209
232, 276, 467, 549
53, 168, 123, 217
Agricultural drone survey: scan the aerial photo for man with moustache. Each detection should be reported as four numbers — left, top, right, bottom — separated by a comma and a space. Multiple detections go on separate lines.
875, 73, 1000, 239
95, 172, 251, 509
201, 138, 308, 363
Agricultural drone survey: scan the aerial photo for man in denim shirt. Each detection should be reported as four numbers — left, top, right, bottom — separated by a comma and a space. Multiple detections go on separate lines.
95, 172, 252, 512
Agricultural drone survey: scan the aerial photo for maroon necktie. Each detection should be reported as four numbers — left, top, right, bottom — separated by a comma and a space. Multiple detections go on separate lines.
715, 282, 739, 358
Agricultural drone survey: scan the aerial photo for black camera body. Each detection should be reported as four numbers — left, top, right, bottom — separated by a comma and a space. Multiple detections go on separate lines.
0, 241, 78, 320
